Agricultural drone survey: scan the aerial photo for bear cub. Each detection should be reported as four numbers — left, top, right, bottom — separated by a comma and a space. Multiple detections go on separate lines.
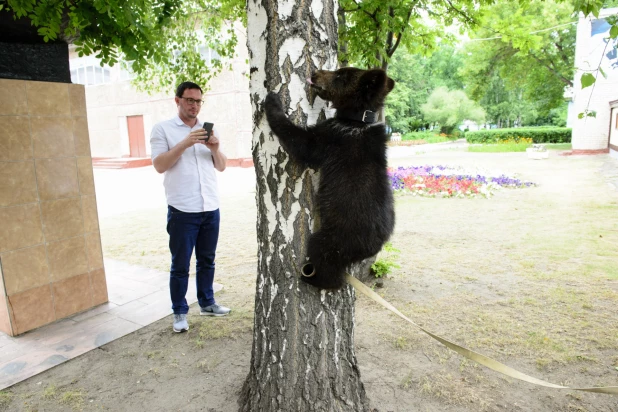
264, 67, 396, 290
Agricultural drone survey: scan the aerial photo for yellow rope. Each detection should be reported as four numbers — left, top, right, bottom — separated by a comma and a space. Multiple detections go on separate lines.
346, 274, 618, 395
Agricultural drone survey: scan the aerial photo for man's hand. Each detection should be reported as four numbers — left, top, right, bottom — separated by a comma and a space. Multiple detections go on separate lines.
205, 132, 220, 152
180, 129, 209, 149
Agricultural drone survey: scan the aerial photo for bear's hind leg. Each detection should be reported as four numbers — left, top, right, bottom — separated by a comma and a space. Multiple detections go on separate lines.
301, 232, 347, 290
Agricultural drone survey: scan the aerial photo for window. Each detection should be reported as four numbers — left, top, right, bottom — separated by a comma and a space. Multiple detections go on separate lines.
170, 45, 221, 66
119, 66, 135, 81
70, 58, 112, 86
198, 45, 220, 65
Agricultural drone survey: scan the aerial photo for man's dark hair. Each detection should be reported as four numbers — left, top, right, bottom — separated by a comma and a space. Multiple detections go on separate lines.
176, 82, 203, 98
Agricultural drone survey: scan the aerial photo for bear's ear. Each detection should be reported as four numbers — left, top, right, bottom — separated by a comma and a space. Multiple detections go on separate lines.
386, 77, 395, 92
360, 69, 394, 95
359, 70, 387, 90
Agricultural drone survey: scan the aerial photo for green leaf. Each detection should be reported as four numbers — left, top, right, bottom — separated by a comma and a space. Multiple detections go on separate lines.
586, 110, 597, 118
578, 113, 585, 119
581, 73, 596, 89
599, 67, 607, 79
610, 25, 618, 39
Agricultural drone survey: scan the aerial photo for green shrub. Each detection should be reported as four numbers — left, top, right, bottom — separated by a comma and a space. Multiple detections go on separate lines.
371, 243, 401, 278
465, 127, 571, 144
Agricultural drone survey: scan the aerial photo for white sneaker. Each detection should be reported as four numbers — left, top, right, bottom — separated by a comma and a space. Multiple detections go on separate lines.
172, 314, 189, 333
200, 304, 231, 317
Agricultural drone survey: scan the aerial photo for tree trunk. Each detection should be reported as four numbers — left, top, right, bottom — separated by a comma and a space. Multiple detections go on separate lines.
338, 7, 349, 68
240, 0, 370, 411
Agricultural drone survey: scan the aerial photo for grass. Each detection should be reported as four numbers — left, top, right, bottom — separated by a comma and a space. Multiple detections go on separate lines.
394, 336, 409, 350
468, 142, 530, 152
417, 373, 491, 409
191, 308, 253, 347
468, 142, 572, 153
197, 357, 222, 372
87, 152, 618, 410
59, 390, 85, 410
0, 391, 13, 408
382, 157, 618, 393
145, 350, 164, 360
400, 131, 459, 144
42, 384, 57, 399
546, 143, 572, 150
37, 384, 86, 411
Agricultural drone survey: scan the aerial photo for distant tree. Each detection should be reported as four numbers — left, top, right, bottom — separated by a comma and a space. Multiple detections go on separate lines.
471, 72, 537, 128
421, 87, 485, 134
386, 45, 464, 133
460, 0, 576, 120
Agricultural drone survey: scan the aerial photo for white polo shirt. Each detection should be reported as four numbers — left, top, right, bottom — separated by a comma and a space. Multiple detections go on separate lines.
150, 115, 219, 212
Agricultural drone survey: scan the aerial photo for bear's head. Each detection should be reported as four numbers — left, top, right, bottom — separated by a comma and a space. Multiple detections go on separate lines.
307, 68, 395, 112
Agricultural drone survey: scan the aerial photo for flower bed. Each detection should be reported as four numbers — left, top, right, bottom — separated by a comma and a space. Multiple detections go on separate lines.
388, 165, 535, 198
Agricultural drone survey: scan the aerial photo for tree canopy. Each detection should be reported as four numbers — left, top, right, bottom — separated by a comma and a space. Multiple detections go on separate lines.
338, 0, 492, 70
0, 0, 245, 91
2, 0, 616, 115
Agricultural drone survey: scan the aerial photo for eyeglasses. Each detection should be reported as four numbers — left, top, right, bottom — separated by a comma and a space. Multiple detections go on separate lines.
180, 97, 204, 106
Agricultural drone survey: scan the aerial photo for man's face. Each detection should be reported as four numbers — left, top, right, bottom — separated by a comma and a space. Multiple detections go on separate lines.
175, 88, 203, 120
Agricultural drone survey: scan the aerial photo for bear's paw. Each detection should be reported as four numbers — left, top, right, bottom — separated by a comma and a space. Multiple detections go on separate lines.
265, 92, 283, 113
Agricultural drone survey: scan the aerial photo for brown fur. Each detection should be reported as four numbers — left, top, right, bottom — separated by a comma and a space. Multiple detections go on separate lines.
264, 68, 396, 289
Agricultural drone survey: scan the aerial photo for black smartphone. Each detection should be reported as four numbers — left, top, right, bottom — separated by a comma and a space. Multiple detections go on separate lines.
202, 122, 214, 141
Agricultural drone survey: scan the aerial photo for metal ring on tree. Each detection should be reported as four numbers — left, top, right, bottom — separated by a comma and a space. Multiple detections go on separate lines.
301, 263, 316, 277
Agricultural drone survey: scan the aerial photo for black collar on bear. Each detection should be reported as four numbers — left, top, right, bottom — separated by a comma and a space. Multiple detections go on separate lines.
335, 108, 378, 124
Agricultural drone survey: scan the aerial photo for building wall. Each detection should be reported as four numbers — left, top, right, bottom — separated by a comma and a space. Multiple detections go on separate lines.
0, 79, 107, 336
570, 8, 618, 151
69, 26, 253, 161
610, 102, 618, 157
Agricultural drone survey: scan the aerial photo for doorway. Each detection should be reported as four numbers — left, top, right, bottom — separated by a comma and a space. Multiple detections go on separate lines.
127, 115, 147, 158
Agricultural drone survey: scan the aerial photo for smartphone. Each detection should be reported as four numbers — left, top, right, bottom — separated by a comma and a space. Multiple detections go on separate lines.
202, 122, 214, 141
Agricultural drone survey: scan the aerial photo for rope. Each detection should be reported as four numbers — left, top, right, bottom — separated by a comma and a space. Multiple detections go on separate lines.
346, 274, 618, 394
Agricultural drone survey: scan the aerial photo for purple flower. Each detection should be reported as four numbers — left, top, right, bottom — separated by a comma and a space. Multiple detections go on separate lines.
387, 165, 535, 197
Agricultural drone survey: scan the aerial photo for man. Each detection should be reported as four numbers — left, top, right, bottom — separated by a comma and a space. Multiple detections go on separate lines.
150, 81, 231, 333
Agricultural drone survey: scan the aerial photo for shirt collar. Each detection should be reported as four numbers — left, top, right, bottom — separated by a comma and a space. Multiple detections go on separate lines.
174, 115, 201, 128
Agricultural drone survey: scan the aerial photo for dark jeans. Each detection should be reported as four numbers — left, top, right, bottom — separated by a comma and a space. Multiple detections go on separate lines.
167, 206, 220, 314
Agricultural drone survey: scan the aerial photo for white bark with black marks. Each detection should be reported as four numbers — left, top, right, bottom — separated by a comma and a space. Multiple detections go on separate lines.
240, 0, 370, 411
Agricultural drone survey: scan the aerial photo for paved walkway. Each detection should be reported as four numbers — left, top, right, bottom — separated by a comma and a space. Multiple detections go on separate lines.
0, 258, 222, 390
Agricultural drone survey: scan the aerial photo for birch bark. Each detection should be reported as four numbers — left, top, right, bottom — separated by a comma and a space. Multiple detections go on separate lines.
239, 0, 370, 410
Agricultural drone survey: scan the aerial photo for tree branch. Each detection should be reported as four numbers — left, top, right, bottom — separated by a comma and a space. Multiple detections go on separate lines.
529, 52, 573, 87
443, 0, 476, 26
386, 7, 413, 58
554, 41, 572, 68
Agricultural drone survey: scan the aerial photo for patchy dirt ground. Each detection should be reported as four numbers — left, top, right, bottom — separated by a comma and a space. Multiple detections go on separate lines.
3, 150, 618, 412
